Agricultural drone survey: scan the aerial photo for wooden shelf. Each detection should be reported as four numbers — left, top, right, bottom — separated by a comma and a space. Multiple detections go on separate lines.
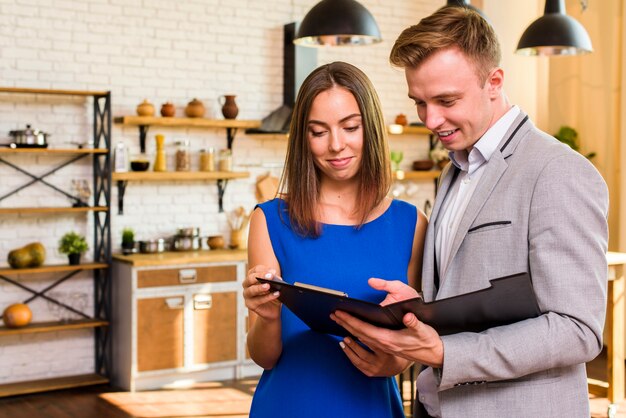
112, 171, 249, 181
114, 116, 261, 129
387, 125, 432, 135
0, 319, 109, 336
0, 87, 109, 97
0, 147, 108, 154
0, 206, 108, 214
393, 170, 441, 180
0, 263, 108, 275
113, 249, 247, 267
0, 373, 109, 398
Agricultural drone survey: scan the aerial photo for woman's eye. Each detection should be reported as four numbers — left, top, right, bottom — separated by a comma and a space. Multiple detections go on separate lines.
344, 125, 360, 132
309, 130, 326, 137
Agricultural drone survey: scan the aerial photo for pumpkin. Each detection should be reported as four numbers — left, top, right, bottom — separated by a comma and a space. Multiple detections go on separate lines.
2, 303, 32, 328
7, 242, 46, 269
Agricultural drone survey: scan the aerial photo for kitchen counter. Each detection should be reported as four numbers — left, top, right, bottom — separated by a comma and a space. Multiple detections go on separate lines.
112, 249, 247, 267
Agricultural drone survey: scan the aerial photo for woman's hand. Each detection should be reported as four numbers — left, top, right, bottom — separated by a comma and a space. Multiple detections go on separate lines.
243, 265, 282, 321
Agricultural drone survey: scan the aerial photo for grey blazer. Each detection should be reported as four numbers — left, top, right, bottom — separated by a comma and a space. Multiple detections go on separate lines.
416, 112, 609, 418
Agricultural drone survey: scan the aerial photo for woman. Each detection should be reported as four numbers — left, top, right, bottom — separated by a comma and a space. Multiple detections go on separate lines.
243, 61, 427, 417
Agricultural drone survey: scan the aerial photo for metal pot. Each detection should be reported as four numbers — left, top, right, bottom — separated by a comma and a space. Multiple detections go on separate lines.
138, 239, 166, 253
9, 124, 50, 146
176, 227, 200, 237
171, 235, 202, 251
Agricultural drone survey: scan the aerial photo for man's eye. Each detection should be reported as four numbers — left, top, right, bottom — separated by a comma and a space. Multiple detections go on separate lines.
440, 100, 456, 107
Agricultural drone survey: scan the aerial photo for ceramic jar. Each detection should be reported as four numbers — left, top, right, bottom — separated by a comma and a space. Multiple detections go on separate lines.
219, 95, 239, 119
185, 98, 205, 118
395, 113, 408, 126
160, 102, 176, 117
136, 99, 155, 117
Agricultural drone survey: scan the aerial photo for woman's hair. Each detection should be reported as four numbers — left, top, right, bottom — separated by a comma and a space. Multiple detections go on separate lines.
278, 61, 391, 237
389, 6, 501, 85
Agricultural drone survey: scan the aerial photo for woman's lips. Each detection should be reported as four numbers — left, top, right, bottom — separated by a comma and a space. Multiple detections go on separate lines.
328, 157, 353, 169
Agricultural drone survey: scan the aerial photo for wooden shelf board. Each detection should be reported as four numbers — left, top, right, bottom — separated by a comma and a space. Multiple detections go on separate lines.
0, 319, 109, 336
0, 373, 109, 398
0, 206, 108, 214
113, 249, 247, 267
0, 87, 109, 97
394, 170, 441, 180
0, 263, 108, 275
0, 148, 108, 154
112, 171, 249, 181
114, 116, 261, 129
388, 125, 432, 136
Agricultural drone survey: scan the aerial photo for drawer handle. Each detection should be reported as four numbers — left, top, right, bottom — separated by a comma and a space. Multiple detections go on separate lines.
179, 268, 197, 283
164, 297, 184, 309
193, 294, 212, 310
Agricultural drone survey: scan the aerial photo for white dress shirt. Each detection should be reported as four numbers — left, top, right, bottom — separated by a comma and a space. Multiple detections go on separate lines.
417, 105, 521, 417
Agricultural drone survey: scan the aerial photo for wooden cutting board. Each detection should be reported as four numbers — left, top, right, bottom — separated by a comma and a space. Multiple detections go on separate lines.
256, 175, 279, 202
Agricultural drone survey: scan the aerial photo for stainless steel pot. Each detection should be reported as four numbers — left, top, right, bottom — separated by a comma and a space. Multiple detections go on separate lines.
176, 227, 200, 237
9, 124, 50, 146
138, 239, 167, 253
171, 235, 202, 251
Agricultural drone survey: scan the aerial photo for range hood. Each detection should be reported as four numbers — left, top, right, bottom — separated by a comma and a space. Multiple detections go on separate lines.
246, 23, 317, 134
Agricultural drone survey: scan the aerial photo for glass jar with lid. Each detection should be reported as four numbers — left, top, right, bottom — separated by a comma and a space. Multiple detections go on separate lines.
175, 140, 191, 171
218, 148, 232, 172
199, 148, 215, 172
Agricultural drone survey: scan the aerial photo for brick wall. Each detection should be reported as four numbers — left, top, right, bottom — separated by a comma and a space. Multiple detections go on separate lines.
0, 0, 439, 383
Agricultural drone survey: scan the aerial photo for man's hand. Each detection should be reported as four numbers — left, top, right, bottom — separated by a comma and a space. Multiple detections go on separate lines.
339, 336, 412, 377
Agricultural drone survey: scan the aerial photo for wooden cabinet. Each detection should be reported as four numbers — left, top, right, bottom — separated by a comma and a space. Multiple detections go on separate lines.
111, 250, 260, 391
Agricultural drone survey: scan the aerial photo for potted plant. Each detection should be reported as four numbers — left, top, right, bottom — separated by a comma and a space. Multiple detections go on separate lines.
121, 227, 135, 255
553, 125, 596, 160
58, 231, 89, 265
430, 143, 450, 170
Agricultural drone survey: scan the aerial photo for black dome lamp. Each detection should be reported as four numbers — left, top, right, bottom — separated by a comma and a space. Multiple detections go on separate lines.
516, 0, 592, 56
293, 0, 382, 47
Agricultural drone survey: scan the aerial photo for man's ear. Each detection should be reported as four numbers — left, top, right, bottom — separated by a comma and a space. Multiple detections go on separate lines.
486, 67, 504, 98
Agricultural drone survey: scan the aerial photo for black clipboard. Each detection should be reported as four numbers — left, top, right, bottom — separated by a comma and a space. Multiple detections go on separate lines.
258, 272, 541, 337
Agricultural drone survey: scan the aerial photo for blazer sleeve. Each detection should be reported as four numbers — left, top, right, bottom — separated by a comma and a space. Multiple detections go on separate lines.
438, 151, 609, 391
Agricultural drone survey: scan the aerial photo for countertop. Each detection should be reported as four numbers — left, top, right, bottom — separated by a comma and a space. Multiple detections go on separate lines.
112, 249, 247, 267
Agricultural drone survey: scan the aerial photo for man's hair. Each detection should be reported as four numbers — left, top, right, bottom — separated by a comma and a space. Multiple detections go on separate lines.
389, 6, 501, 84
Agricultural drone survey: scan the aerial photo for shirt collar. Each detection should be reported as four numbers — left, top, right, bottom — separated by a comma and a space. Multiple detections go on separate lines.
450, 105, 520, 175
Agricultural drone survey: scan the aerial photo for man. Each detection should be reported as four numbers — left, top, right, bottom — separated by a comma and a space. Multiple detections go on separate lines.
332, 6, 609, 417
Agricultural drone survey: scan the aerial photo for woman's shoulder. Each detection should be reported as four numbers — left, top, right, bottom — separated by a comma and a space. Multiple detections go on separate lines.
257, 197, 286, 212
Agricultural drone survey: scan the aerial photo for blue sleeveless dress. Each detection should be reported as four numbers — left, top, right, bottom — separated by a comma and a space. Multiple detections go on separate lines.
249, 198, 417, 418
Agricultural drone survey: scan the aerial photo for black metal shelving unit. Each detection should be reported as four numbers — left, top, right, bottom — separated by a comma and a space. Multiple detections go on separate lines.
0, 87, 112, 397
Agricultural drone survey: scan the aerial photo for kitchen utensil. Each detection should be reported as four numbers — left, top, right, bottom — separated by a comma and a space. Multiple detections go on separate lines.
9, 124, 50, 146
171, 235, 202, 251
412, 160, 434, 171
138, 239, 166, 253
176, 227, 200, 237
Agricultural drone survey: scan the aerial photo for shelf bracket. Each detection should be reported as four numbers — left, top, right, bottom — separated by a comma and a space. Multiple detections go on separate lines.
217, 179, 229, 212
139, 125, 149, 153
226, 127, 238, 150
116, 180, 128, 215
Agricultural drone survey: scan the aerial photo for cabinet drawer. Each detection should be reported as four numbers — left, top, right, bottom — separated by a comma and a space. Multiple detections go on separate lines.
137, 265, 237, 288
193, 292, 237, 364
137, 296, 184, 372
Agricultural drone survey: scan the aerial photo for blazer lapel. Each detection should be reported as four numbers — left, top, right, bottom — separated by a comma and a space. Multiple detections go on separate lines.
438, 113, 531, 289
422, 163, 458, 301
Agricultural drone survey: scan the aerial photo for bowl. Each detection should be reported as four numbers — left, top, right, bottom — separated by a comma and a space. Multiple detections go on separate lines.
131, 159, 150, 171
207, 235, 225, 250
412, 160, 434, 171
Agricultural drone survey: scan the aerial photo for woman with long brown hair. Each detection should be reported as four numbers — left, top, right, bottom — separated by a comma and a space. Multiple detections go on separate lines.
243, 61, 427, 417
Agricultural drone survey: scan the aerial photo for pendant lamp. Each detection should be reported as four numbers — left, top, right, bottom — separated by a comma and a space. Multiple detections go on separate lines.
446, 0, 488, 20
293, 0, 382, 47
516, 0, 592, 56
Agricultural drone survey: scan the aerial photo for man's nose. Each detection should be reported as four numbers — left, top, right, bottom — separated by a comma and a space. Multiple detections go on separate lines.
422, 107, 444, 131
